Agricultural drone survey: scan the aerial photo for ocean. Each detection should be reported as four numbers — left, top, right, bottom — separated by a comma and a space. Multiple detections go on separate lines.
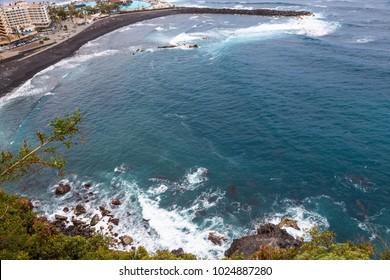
0, 0, 389, 259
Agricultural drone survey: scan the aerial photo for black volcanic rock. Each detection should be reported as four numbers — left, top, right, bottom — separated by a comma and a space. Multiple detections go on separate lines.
55, 183, 71, 195
225, 223, 303, 259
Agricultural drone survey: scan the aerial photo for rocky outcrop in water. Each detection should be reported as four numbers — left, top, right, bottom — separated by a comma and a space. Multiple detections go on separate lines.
55, 214, 68, 221
55, 183, 71, 195
225, 223, 303, 259
111, 199, 122, 206
158, 43, 199, 49
74, 204, 86, 216
120, 235, 133, 246
90, 214, 100, 226
208, 232, 228, 246
109, 218, 120, 226
278, 217, 300, 230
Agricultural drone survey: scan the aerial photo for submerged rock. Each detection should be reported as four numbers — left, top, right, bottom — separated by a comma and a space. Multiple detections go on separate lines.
344, 173, 374, 191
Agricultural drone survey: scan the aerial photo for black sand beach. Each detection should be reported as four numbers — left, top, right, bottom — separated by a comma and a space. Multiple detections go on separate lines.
0, 7, 312, 97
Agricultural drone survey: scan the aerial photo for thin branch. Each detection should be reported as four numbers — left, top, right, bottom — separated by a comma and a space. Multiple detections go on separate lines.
0, 141, 49, 178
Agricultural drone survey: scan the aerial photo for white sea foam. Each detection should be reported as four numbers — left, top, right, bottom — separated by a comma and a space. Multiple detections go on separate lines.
114, 163, 132, 173
83, 40, 101, 48
138, 193, 228, 259
155, 26, 167, 31
0, 80, 40, 103
356, 37, 375, 44
41, 169, 237, 259
118, 26, 133, 33
226, 15, 339, 39
265, 203, 329, 241
147, 184, 169, 195
59, 49, 119, 68
232, 4, 254, 10
167, 15, 339, 52
132, 22, 158, 27
0, 47, 120, 107
185, 167, 209, 186
169, 32, 203, 45
0, 78, 47, 107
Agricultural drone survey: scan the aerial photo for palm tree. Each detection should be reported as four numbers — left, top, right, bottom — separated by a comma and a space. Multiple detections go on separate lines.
0, 34, 12, 50
11, 27, 21, 39
112, 3, 121, 13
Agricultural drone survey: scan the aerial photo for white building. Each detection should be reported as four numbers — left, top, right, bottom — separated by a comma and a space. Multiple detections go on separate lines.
27, 3, 51, 27
0, 1, 51, 36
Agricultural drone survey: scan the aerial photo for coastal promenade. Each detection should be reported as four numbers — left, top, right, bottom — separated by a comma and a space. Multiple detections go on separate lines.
0, 7, 312, 97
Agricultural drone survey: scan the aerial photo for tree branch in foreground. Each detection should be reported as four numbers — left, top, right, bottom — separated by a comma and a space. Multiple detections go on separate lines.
0, 110, 83, 185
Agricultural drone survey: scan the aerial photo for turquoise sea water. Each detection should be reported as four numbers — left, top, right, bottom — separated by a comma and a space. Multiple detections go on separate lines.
121, 1, 151, 10
0, 0, 389, 258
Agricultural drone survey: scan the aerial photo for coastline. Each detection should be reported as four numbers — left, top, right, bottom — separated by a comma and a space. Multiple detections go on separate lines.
0, 7, 312, 98
0, 9, 178, 98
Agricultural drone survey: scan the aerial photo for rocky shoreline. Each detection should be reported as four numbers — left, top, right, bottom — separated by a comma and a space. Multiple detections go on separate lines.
0, 7, 313, 98
48, 181, 304, 259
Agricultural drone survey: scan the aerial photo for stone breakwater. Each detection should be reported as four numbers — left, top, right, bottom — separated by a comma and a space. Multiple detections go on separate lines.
175, 7, 313, 17
0, 7, 313, 97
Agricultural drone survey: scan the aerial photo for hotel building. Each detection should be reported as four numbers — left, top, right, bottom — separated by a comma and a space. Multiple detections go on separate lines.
0, 1, 51, 36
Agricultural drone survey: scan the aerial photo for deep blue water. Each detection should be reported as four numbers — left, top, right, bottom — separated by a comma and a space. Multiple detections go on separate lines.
0, 0, 389, 258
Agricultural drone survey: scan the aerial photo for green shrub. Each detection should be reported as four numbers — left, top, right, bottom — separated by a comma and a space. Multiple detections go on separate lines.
380, 249, 390, 260
295, 227, 374, 260
249, 227, 375, 260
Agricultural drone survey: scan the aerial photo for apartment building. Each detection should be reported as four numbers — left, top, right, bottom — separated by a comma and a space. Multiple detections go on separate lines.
0, 1, 51, 36
0, 9, 12, 36
27, 3, 51, 27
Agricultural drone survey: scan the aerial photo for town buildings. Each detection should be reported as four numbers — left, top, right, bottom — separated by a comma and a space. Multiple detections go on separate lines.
0, 1, 51, 37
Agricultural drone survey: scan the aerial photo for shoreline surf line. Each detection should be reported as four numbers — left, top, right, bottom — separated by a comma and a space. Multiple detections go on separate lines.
0, 7, 313, 97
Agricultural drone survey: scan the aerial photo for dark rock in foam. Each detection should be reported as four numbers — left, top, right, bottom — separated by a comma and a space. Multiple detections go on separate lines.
225, 223, 303, 259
